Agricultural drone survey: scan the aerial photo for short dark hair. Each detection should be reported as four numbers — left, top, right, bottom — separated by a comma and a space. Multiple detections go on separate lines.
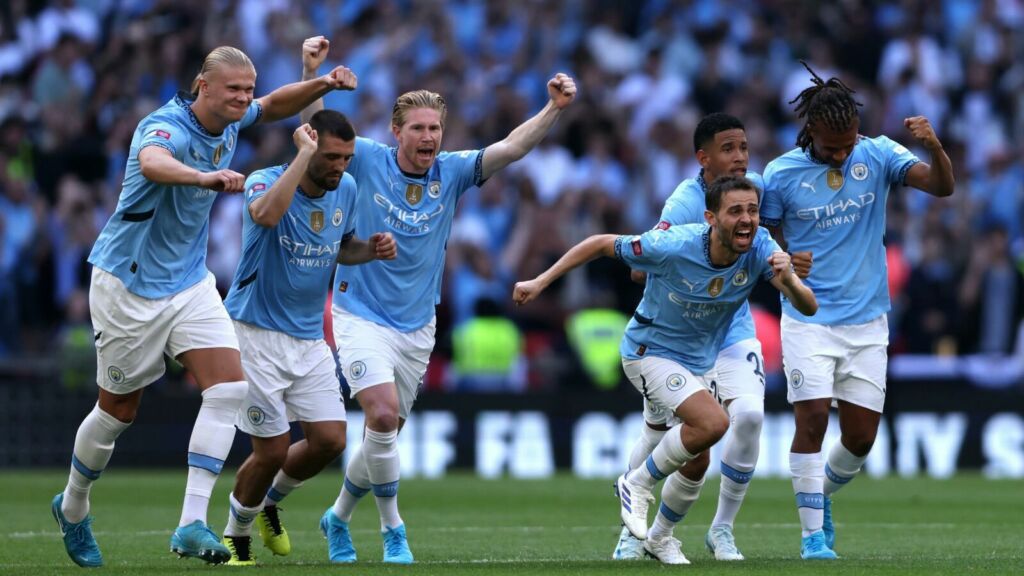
309, 109, 356, 142
706, 175, 759, 213
693, 113, 745, 154
789, 61, 861, 150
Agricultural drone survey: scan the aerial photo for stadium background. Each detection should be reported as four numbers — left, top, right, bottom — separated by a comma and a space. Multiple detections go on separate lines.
0, 0, 1022, 482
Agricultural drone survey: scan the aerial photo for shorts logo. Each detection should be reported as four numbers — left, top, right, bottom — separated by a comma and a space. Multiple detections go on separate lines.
333, 208, 343, 226
247, 406, 266, 426
708, 277, 724, 297
666, 373, 686, 391
827, 168, 844, 190
349, 361, 366, 380
406, 184, 423, 205
732, 270, 749, 287
790, 369, 805, 389
213, 144, 223, 165
851, 163, 869, 181
107, 366, 125, 386
338, 281, 348, 293
310, 210, 325, 233
428, 181, 441, 199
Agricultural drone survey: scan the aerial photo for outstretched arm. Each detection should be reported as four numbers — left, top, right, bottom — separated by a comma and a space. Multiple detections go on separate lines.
902, 116, 955, 198
481, 73, 577, 181
512, 234, 615, 305
249, 124, 317, 227
299, 35, 332, 124
767, 251, 817, 316
257, 36, 356, 124
138, 146, 245, 192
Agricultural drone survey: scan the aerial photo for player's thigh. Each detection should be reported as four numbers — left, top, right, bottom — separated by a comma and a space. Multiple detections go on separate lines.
622, 355, 708, 418
90, 267, 173, 393
714, 338, 767, 401
333, 305, 399, 396
392, 317, 436, 421
781, 316, 839, 405
234, 324, 292, 438
834, 315, 888, 414
284, 339, 347, 425
168, 273, 243, 387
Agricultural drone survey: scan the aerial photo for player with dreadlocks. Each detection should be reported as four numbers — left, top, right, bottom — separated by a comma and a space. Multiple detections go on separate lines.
760, 62, 954, 560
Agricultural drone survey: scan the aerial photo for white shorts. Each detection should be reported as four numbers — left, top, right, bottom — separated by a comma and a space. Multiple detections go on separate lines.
710, 338, 766, 402
623, 355, 714, 427
782, 314, 888, 413
90, 267, 238, 394
234, 321, 346, 437
332, 305, 435, 420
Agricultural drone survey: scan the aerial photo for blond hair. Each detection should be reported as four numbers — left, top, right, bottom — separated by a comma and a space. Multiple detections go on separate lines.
190, 46, 255, 96
391, 90, 447, 128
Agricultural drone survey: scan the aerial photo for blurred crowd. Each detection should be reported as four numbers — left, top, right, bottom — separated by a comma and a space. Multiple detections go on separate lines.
2, 0, 1023, 391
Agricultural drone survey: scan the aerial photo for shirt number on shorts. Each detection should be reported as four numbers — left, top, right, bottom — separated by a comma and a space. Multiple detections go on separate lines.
747, 352, 765, 387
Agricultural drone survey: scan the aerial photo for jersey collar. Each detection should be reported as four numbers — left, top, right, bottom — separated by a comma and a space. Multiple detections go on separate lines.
174, 91, 216, 137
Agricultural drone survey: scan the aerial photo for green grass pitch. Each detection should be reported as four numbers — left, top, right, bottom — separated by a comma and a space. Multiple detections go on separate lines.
1, 470, 1021, 575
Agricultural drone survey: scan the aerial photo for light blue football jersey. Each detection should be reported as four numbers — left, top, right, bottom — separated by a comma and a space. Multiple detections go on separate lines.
658, 170, 765, 349
333, 137, 483, 332
617, 224, 781, 375
761, 136, 919, 325
89, 92, 262, 298
225, 166, 357, 340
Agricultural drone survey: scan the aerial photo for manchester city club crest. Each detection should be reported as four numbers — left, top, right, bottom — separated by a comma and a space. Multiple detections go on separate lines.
247, 406, 266, 426
406, 184, 423, 204
213, 144, 223, 165
310, 210, 325, 233
827, 168, 844, 190
666, 374, 686, 391
732, 269, 749, 286
708, 277, 724, 297
107, 366, 125, 386
790, 369, 805, 389
428, 181, 441, 198
851, 162, 869, 181
333, 208, 343, 226
349, 361, 366, 380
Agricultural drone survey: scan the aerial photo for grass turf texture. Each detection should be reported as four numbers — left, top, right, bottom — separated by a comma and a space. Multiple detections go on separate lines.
1, 471, 1020, 575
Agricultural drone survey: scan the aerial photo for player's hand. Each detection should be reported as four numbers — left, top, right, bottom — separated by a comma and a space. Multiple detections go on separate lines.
904, 116, 942, 151
512, 279, 544, 306
547, 73, 577, 110
303, 35, 330, 76
197, 169, 246, 193
369, 232, 397, 260
790, 251, 813, 279
768, 251, 795, 282
324, 65, 357, 91
294, 123, 318, 153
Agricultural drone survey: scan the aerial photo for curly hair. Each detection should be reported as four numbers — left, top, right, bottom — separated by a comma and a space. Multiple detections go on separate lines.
789, 61, 862, 151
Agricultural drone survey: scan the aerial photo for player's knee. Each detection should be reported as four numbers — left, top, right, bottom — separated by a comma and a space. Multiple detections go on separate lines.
796, 409, 829, 441
730, 409, 763, 439
256, 442, 289, 469
203, 380, 249, 409
312, 434, 346, 460
842, 432, 876, 457
365, 410, 399, 433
